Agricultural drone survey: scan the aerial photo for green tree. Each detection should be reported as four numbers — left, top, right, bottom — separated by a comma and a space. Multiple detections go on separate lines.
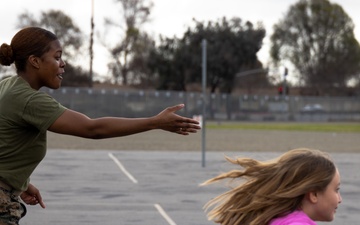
17, 10, 89, 87
149, 17, 267, 93
103, 0, 154, 85
270, 0, 360, 95
129, 33, 157, 88
147, 37, 188, 91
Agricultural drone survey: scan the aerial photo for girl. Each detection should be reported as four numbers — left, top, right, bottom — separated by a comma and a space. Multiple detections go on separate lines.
0, 27, 200, 224
202, 148, 342, 225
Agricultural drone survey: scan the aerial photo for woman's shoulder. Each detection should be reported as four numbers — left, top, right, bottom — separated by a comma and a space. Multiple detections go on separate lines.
0, 75, 53, 105
269, 210, 317, 225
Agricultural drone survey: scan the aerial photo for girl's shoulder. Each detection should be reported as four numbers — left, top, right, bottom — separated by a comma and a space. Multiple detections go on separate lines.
269, 210, 317, 225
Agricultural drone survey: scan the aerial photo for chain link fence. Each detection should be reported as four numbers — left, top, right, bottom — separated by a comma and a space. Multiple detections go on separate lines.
42, 87, 360, 122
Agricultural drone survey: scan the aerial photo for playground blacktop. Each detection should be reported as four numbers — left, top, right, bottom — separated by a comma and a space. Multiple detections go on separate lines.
21, 149, 360, 225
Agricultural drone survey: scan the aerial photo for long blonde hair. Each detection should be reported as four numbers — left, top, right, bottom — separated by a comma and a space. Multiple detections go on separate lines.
202, 148, 336, 225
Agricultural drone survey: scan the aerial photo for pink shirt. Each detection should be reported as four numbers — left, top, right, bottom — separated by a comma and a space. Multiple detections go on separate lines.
269, 210, 317, 225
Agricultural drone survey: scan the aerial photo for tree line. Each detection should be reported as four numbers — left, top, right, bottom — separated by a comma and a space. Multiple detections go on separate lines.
2, 0, 360, 96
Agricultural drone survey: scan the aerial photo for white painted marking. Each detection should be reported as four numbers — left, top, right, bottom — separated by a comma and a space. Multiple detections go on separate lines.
154, 204, 177, 225
108, 153, 138, 184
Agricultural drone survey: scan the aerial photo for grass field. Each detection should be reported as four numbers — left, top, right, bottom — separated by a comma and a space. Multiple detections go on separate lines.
206, 121, 360, 133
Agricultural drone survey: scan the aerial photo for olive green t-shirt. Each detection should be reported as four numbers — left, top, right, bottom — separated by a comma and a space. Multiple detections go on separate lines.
0, 76, 67, 191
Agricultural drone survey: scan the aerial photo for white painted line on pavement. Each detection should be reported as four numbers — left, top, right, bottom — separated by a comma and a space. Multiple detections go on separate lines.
154, 204, 177, 225
108, 153, 138, 184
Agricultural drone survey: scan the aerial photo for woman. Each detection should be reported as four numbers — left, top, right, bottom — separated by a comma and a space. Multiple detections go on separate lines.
202, 148, 342, 225
0, 26, 200, 224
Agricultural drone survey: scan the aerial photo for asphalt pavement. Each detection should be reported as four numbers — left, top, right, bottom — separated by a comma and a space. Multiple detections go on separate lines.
21, 149, 360, 225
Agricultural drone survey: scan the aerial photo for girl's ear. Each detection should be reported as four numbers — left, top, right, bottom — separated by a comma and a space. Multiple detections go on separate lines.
307, 191, 318, 203
28, 55, 40, 69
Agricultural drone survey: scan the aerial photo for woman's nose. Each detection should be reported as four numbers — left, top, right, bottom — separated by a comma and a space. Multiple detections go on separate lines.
60, 59, 66, 68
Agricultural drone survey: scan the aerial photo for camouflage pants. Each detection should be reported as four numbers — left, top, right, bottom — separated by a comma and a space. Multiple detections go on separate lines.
0, 188, 26, 225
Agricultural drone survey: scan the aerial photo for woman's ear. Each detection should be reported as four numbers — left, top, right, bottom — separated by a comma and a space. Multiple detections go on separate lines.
28, 55, 40, 69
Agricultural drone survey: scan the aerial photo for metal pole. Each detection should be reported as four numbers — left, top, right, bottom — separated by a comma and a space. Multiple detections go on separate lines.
89, 0, 95, 87
201, 39, 207, 167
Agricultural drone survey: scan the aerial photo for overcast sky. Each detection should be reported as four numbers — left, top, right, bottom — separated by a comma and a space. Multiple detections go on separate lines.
1, 0, 359, 79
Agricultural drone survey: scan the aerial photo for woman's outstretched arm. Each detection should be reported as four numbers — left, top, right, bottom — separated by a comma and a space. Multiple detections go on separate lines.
48, 104, 201, 139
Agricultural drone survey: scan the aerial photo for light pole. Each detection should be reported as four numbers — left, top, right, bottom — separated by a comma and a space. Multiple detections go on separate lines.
89, 0, 95, 87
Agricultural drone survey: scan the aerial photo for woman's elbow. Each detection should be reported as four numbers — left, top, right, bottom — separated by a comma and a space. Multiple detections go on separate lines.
81, 128, 108, 139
